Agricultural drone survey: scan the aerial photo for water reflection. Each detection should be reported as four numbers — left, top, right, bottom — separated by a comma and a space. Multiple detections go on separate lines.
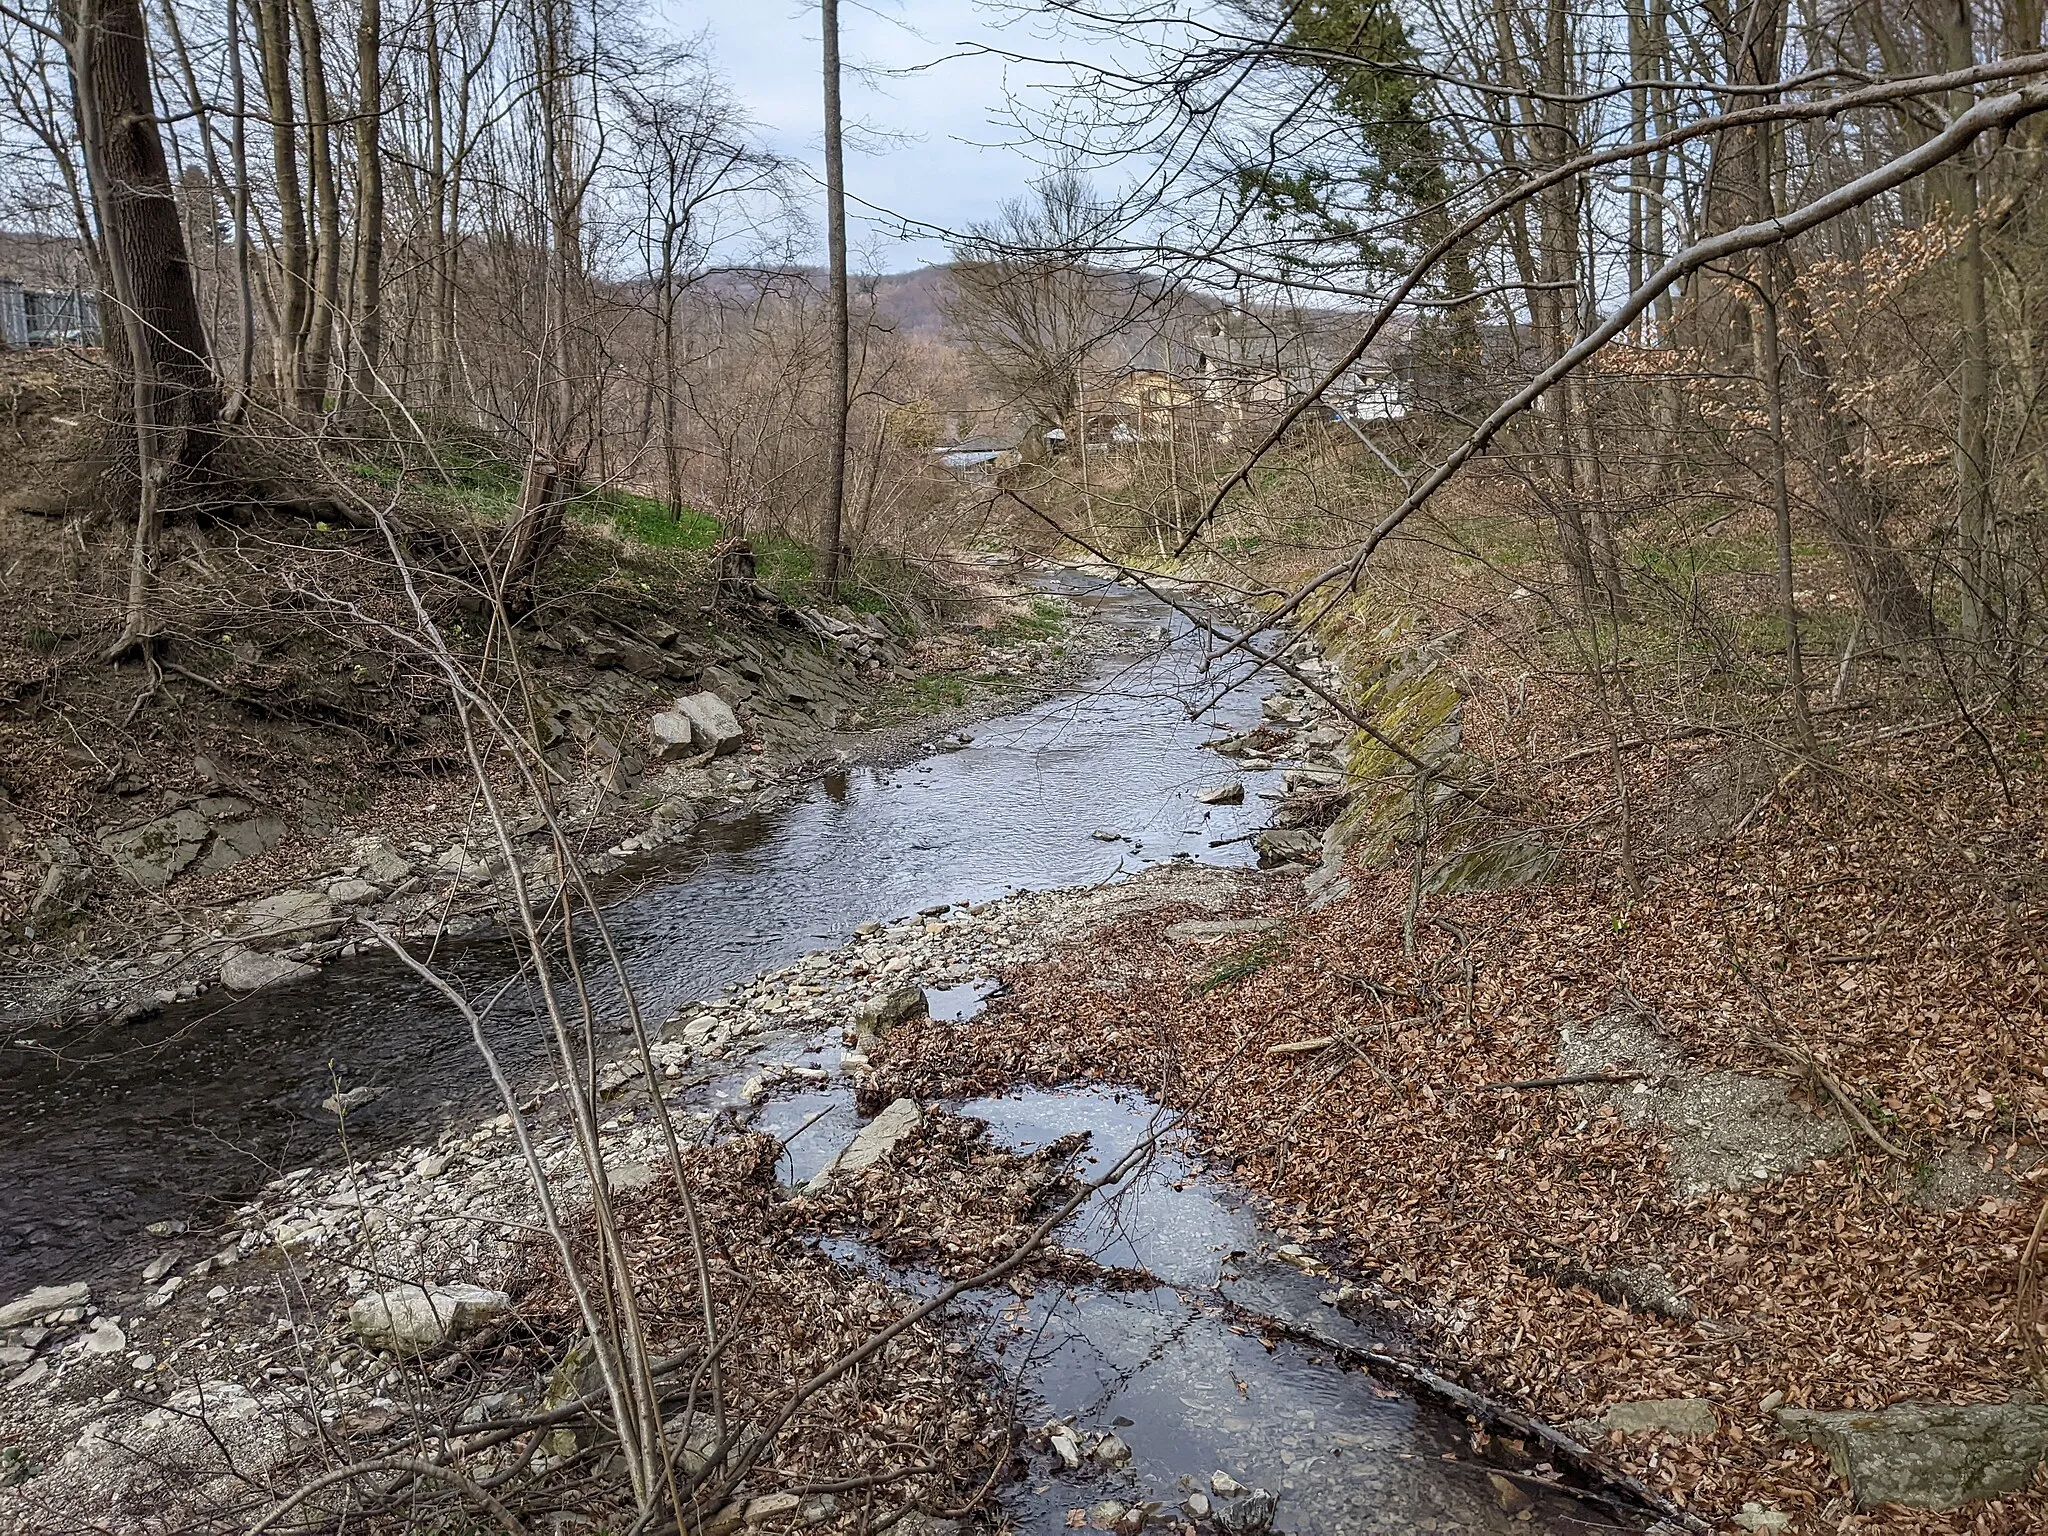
0, 575, 1271, 1293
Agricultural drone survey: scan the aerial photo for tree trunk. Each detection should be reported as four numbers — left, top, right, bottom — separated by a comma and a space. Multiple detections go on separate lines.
1689, 0, 1936, 644
348, 0, 386, 426
252, 0, 310, 404
1941, 1, 1995, 652
227, 0, 256, 408
818, 0, 850, 598
65, 0, 218, 657
292, 0, 341, 415
1753, 283, 1815, 753
500, 454, 571, 614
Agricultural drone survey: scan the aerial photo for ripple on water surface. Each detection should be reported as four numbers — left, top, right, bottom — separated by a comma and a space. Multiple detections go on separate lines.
0, 574, 1271, 1293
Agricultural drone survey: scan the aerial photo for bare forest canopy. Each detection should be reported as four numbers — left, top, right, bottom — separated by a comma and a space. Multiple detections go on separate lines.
0, 0, 2041, 791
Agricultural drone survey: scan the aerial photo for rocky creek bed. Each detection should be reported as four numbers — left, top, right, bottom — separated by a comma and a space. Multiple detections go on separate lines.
0, 576, 1675, 1534
0, 864, 1663, 1535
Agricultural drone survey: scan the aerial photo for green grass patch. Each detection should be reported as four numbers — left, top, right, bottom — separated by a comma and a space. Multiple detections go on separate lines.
577, 487, 722, 550
1193, 936, 1279, 994
909, 675, 970, 711
989, 597, 1067, 648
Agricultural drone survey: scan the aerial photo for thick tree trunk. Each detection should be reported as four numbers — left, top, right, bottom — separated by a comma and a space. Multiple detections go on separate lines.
348, 0, 386, 425
65, 0, 218, 656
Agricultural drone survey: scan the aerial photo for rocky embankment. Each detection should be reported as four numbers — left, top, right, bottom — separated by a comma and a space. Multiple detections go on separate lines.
2, 566, 1089, 1031
0, 860, 1260, 1530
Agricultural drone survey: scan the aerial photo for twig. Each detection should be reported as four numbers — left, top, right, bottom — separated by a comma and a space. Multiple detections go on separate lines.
2016, 1185, 2048, 1390
246, 1454, 528, 1536
1266, 1035, 1335, 1055
1717, 926, 1909, 1160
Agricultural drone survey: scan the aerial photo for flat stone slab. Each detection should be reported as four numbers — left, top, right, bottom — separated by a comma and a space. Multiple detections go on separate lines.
240, 887, 342, 941
0, 1282, 90, 1330
1558, 1013, 1852, 1196
807, 1098, 922, 1192
1776, 1400, 2048, 1509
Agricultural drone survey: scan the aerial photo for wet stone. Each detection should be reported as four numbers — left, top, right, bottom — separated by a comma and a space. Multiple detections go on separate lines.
0, 1282, 89, 1330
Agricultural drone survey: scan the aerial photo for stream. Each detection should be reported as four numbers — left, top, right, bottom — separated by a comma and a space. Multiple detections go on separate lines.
0, 572, 1266, 1296
755, 1079, 1645, 1534
0, 570, 1652, 1532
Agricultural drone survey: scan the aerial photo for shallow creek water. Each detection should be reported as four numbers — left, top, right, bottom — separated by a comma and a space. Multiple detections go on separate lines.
0, 572, 1266, 1294
1, 571, 1653, 1532
754, 1074, 1645, 1534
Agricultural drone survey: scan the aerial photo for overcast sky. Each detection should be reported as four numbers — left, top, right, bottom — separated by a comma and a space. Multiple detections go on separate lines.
662, 0, 1067, 272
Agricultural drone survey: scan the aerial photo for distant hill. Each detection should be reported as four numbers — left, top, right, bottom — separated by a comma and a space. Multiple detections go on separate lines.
860, 267, 955, 338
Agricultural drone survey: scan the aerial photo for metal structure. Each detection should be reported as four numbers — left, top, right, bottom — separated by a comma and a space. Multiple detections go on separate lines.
0, 279, 100, 349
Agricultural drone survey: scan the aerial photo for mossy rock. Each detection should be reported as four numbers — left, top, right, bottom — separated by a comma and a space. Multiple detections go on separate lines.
1420, 830, 1560, 895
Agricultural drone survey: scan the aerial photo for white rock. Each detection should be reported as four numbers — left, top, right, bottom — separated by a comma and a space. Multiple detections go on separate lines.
649, 710, 701, 761
0, 1281, 90, 1329
349, 1283, 510, 1352
79, 1319, 128, 1356
1048, 1426, 1083, 1470
673, 691, 744, 755
219, 947, 319, 993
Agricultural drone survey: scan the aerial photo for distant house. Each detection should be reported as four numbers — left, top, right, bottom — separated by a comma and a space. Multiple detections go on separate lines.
933, 434, 1022, 479
0, 278, 99, 350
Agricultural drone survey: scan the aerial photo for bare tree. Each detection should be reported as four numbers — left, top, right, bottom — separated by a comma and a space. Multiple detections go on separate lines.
945, 170, 1120, 455
818, 0, 850, 595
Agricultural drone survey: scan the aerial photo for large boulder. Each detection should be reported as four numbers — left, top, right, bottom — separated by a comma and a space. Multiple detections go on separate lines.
349, 1282, 510, 1353
1776, 1400, 2048, 1509
649, 710, 702, 761
672, 691, 744, 755
219, 947, 320, 993
240, 888, 341, 943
